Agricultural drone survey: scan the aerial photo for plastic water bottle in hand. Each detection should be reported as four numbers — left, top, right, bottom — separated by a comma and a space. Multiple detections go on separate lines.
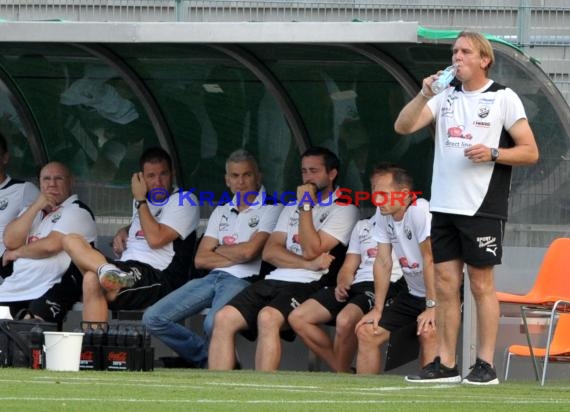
431, 64, 458, 94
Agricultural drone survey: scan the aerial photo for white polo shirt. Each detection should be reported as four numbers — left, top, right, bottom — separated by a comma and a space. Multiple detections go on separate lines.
0, 194, 97, 301
348, 217, 403, 285
373, 198, 431, 298
204, 187, 283, 278
427, 81, 525, 218
0, 176, 39, 255
265, 190, 359, 283
120, 188, 200, 271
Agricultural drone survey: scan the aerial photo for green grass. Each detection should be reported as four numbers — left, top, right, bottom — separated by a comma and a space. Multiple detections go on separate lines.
1, 368, 569, 411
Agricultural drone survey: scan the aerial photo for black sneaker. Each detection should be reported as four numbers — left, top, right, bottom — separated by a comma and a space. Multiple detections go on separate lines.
462, 358, 499, 385
405, 356, 462, 383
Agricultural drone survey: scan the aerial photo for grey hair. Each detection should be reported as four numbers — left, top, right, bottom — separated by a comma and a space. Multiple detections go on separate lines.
225, 149, 259, 173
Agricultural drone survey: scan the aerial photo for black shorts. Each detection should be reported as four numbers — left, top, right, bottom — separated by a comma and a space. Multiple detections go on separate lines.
228, 279, 322, 341
107, 260, 181, 311
311, 281, 375, 318
431, 212, 505, 267
0, 263, 82, 324
378, 291, 425, 332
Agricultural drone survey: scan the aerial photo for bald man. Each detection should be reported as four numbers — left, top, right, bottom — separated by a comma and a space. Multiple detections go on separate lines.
0, 162, 97, 323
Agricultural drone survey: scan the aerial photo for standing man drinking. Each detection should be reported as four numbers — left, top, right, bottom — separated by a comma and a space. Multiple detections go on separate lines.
394, 31, 539, 384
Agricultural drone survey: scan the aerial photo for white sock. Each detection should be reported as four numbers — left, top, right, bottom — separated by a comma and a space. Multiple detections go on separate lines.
97, 263, 120, 277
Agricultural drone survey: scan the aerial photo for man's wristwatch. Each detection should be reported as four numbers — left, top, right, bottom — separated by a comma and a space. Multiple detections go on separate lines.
135, 199, 147, 209
425, 299, 437, 308
490, 148, 500, 162
298, 203, 313, 212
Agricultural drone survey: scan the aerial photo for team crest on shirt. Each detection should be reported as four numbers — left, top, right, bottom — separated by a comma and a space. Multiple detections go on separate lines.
477, 105, 490, 119
248, 215, 260, 228
404, 226, 413, 240
0, 198, 7, 211
51, 211, 62, 223
219, 214, 230, 231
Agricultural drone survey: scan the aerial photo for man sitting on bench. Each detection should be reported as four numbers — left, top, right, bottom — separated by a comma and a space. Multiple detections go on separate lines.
208, 147, 359, 371
62, 147, 199, 323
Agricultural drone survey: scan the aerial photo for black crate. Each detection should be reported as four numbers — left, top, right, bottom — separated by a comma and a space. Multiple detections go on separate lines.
0, 320, 58, 368
80, 320, 154, 371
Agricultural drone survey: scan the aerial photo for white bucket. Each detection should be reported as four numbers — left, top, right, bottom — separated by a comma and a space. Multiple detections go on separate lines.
43, 331, 84, 372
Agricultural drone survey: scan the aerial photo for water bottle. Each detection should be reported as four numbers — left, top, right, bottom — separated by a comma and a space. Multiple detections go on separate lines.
431, 64, 458, 94
92, 326, 106, 347
29, 325, 44, 369
107, 324, 118, 346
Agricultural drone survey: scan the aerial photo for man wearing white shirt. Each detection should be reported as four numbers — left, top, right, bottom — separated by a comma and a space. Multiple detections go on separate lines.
62, 147, 199, 322
0, 133, 39, 281
394, 31, 539, 384
355, 164, 437, 377
0, 162, 96, 323
209, 147, 359, 371
143, 149, 282, 368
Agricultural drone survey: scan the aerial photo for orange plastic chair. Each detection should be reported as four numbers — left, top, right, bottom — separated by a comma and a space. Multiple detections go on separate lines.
497, 238, 570, 384
504, 313, 570, 384
497, 238, 570, 305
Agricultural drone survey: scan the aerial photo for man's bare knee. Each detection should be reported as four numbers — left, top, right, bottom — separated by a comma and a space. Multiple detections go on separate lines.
257, 307, 284, 331
357, 324, 387, 346
213, 306, 246, 337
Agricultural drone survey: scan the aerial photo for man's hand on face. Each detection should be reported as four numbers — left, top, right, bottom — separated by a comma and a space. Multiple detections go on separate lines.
36, 193, 59, 214
131, 172, 148, 201
297, 182, 317, 205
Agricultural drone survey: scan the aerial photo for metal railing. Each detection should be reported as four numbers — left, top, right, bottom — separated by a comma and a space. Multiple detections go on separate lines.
0, 1, 568, 47
1, 1, 570, 102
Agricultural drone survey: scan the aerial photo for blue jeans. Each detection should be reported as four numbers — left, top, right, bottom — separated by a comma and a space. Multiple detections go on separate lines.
142, 270, 250, 366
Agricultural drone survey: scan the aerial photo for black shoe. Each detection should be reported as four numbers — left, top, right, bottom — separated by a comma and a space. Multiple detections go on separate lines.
462, 358, 499, 385
405, 356, 462, 383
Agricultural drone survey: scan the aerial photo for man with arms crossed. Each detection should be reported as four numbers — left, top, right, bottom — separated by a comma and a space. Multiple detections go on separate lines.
0, 162, 96, 323
143, 149, 282, 368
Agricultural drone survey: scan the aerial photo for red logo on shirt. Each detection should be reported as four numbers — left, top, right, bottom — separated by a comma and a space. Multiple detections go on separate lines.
223, 235, 236, 245
292, 234, 300, 244
367, 247, 377, 258
399, 257, 419, 269
447, 125, 472, 140
27, 235, 40, 243
135, 230, 145, 239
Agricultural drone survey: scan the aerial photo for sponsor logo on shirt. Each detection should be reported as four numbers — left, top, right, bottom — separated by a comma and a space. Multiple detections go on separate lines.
223, 235, 237, 245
